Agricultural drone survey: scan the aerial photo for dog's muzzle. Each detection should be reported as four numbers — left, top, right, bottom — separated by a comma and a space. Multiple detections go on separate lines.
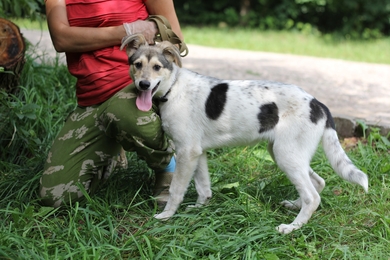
137, 80, 160, 94
139, 80, 151, 90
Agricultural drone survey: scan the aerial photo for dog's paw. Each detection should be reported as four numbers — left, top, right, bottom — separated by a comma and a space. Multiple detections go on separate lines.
276, 223, 301, 234
280, 199, 301, 210
154, 211, 175, 220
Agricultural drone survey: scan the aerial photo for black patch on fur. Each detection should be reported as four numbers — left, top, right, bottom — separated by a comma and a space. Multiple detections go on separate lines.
154, 52, 173, 70
309, 99, 335, 129
205, 83, 229, 120
129, 51, 141, 65
258, 102, 279, 133
309, 99, 324, 123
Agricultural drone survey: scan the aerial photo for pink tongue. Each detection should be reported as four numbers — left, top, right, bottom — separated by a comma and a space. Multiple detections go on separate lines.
136, 90, 153, 111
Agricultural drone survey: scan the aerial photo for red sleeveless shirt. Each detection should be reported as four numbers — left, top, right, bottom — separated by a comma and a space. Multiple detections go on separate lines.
65, 0, 148, 106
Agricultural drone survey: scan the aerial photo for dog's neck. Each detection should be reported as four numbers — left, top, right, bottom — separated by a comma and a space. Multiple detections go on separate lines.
156, 65, 179, 103
157, 88, 171, 103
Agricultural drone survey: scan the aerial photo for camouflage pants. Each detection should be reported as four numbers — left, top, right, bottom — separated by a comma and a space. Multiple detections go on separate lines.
39, 84, 174, 207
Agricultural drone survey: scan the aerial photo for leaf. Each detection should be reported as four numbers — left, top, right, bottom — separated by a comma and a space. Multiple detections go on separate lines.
221, 182, 239, 189
218, 182, 239, 195
13, 0, 21, 17
15, 112, 24, 119
252, 150, 274, 162
381, 163, 390, 174
32, 137, 42, 145
341, 137, 360, 150
24, 205, 34, 219
264, 253, 280, 260
36, 207, 55, 217
356, 120, 368, 138
23, 112, 37, 120
11, 208, 21, 225
380, 136, 390, 147
22, 103, 39, 112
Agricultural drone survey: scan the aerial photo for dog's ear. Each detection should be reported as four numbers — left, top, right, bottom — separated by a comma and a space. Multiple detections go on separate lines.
159, 41, 182, 68
120, 34, 148, 58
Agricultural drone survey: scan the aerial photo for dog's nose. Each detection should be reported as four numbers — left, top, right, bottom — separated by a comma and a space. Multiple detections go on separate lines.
139, 80, 151, 90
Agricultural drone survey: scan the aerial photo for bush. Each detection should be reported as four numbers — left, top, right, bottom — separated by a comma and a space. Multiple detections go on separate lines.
1, 0, 389, 39
174, 0, 390, 39
0, 51, 76, 174
0, 0, 44, 20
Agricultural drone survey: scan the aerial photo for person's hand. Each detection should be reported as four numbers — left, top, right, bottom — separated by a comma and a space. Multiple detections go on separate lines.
123, 20, 157, 44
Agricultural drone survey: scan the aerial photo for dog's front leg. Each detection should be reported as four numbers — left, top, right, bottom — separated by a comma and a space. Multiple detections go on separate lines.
191, 152, 212, 207
154, 148, 202, 220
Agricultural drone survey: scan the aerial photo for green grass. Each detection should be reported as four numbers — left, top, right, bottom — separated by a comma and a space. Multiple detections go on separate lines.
182, 27, 390, 64
1, 22, 389, 259
1, 119, 389, 259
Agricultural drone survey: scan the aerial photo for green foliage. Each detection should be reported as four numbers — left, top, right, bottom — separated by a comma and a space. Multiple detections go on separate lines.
312, 0, 390, 39
0, 0, 43, 20
175, 0, 390, 39
2, 0, 389, 39
0, 49, 76, 197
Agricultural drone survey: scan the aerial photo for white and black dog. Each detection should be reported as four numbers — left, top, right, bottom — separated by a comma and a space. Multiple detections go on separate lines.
121, 34, 368, 234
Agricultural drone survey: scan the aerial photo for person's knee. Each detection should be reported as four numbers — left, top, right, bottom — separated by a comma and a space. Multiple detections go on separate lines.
39, 182, 84, 208
109, 110, 167, 149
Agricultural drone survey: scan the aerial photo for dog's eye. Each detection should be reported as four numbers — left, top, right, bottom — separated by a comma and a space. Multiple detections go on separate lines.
134, 62, 142, 69
153, 65, 161, 71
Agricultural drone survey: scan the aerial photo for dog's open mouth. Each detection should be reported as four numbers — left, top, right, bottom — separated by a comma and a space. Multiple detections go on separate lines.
152, 82, 160, 95
136, 81, 160, 112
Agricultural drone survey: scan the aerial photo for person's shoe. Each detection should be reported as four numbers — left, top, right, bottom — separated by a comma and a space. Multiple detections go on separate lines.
153, 156, 175, 207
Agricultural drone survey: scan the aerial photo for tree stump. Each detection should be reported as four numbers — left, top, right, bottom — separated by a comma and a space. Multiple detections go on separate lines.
0, 18, 25, 94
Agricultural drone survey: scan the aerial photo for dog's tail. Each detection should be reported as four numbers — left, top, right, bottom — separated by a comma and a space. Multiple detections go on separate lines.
322, 127, 368, 192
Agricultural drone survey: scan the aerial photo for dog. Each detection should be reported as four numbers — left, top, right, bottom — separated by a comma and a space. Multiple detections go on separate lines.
120, 34, 368, 234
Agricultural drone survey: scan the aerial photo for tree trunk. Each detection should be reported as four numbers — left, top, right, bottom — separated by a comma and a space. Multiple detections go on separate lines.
0, 18, 25, 94
240, 0, 251, 16
239, 0, 251, 25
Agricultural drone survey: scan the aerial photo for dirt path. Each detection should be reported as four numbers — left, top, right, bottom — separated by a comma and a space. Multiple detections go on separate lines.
22, 29, 390, 135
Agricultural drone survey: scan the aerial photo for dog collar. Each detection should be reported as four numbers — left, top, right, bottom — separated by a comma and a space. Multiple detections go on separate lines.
157, 73, 177, 102
157, 88, 171, 102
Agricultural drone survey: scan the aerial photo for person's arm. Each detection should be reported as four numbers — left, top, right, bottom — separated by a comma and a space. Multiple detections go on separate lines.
145, 0, 184, 41
45, 0, 126, 53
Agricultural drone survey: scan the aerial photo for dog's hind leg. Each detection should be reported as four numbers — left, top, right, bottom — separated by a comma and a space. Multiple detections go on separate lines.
154, 147, 202, 220
268, 142, 325, 210
281, 169, 325, 210
191, 152, 212, 207
272, 142, 321, 234
277, 167, 321, 234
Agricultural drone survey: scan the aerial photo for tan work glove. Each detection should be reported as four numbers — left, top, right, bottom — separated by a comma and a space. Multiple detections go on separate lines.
123, 20, 157, 44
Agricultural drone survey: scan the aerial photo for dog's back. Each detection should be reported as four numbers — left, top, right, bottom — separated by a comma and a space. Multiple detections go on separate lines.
162, 70, 325, 150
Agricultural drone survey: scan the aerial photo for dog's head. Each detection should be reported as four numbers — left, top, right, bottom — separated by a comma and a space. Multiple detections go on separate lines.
120, 34, 182, 111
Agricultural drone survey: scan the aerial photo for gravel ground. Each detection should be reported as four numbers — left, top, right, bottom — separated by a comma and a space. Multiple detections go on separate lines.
22, 29, 390, 135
